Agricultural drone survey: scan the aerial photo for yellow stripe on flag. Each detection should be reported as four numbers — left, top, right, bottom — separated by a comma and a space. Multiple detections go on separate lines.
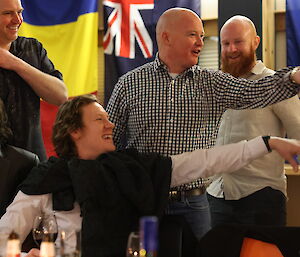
19, 12, 98, 97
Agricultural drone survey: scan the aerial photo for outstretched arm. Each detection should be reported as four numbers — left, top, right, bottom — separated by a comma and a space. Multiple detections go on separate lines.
170, 136, 300, 187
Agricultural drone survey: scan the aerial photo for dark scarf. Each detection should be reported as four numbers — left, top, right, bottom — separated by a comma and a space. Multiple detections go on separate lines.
20, 149, 172, 257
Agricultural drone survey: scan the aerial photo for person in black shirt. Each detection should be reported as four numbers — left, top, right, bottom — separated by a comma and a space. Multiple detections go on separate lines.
0, 98, 38, 217
0, 0, 67, 161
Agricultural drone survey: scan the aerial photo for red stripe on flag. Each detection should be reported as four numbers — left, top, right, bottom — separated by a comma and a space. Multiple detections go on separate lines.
41, 100, 58, 157
134, 22, 151, 58
107, 0, 153, 3
120, 3, 130, 57
103, 33, 111, 50
104, 11, 118, 50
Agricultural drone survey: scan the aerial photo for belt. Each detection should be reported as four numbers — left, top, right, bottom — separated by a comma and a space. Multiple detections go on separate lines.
169, 187, 206, 201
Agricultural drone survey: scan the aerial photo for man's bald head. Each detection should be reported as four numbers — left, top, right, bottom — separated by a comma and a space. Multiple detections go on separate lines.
221, 15, 257, 39
156, 8, 201, 46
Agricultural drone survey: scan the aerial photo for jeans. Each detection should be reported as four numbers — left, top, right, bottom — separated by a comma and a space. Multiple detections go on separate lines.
208, 187, 287, 228
165, 192, 211, 240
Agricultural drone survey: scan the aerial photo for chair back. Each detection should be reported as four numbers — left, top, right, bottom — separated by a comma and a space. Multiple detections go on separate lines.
240, 237, 284, 257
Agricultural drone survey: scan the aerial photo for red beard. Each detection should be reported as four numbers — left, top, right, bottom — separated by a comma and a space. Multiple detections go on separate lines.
221, 47, 256, 77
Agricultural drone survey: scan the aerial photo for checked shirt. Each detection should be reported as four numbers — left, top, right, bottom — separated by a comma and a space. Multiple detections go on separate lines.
106, 56, 298, 191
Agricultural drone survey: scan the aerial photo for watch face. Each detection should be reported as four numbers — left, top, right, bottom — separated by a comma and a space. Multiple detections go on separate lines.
290, 67, 300, 83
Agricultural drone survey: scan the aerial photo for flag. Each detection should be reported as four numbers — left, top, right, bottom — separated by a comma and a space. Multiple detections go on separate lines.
103, 0, 201, 105
18, 0, 99, 157
286, 0, 300, 66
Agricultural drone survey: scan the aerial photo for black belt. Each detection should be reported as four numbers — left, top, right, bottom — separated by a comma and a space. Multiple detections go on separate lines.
169, 186, 206, 201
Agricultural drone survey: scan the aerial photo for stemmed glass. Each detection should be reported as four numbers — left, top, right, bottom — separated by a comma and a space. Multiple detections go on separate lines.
60, 230, 81, 257
32, 213, 58, 248
0, 229, 10, 257
126, 232, 140, 257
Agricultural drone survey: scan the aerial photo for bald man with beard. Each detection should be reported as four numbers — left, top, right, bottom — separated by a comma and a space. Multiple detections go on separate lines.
207, 15, 300, 227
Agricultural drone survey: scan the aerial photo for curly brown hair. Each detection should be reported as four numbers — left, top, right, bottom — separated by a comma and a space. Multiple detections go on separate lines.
0, 98, 12, 145
52, 94, 99, 158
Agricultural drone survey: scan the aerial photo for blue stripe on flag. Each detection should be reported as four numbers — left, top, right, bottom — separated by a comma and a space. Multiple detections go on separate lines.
286, 0, 300, 66
21, 0, 98, 26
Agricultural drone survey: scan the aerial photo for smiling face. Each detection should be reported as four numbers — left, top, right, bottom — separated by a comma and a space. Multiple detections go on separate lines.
220, 17, 259, 77
0, 0, 23, 48
71, 102, 116, 160
157, 8, 204, 74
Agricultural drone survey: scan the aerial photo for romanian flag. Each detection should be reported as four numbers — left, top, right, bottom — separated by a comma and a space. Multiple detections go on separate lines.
18, 0, 99, 157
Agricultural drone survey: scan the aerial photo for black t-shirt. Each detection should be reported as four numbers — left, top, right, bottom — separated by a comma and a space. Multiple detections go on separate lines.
0, 36, 63, 161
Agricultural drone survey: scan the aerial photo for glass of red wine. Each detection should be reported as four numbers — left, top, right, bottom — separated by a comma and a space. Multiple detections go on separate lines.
32, 213, 58, 248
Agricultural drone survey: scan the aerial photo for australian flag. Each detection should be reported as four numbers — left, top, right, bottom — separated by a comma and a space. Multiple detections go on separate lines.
103, 0, 200, 105
286, 0, 300, 66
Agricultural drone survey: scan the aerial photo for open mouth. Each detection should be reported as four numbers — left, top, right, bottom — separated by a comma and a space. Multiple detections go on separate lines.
8, 26, 19, 31
228, 55, 240, 60
103, 135, 113, 140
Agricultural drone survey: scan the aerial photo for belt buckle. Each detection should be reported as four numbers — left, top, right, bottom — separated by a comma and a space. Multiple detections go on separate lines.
199, 185, 206, 195
185, 186, 206, 197
169, 190, 180, 201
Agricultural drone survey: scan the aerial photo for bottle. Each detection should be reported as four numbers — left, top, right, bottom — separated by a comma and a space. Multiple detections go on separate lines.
40, 233, 55, 257
139, 216, 158, 257
6, 230, 20, 257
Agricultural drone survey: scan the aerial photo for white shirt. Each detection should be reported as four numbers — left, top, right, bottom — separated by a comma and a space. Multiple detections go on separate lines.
0, 192, 81, 252
207, 61, 300, 200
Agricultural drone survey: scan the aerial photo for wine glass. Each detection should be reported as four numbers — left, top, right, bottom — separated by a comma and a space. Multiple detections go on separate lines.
0, 230, 10, 257
126, 232, 140, 257
60, 230, 81, 257
32, 213, 58, 248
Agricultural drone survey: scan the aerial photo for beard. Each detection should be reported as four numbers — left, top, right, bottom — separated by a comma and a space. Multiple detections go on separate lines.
221, 47, 257, 78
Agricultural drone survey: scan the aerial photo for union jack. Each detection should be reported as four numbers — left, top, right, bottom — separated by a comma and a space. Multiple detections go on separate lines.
103, 0, 154, 59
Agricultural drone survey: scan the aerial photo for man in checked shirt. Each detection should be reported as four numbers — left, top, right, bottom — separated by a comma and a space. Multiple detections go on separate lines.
106, 7, 300, 240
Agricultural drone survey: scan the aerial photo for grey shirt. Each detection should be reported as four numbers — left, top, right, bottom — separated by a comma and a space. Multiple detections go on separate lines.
207, 61, 300, 199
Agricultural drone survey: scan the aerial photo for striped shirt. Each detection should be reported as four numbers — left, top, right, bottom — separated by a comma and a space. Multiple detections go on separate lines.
106, 55, 298, 191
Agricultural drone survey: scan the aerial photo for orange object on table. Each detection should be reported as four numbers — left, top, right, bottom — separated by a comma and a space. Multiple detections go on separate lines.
240, 237, 284, 257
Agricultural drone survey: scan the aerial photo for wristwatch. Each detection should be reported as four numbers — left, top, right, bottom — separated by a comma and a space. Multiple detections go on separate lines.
262, 136, 272, 152
290, 66, 300, 84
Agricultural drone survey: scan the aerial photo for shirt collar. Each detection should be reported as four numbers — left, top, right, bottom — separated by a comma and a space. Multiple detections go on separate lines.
153, 53, 197, 78
153, 53, 167, 71
251, 60, 266, 74
241, 60, 265, 79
